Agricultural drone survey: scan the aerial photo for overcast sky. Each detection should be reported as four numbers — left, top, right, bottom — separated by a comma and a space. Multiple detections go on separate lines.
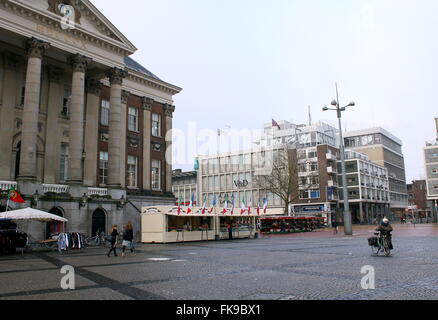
93, 0, 438, 182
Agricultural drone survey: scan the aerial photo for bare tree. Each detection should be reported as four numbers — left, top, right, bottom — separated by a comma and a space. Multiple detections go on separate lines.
255, 145, 318, 214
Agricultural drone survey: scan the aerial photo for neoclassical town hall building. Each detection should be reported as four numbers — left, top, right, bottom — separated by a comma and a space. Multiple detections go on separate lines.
0, 0, 181, 239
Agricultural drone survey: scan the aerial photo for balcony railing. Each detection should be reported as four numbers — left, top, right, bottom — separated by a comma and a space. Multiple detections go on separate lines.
0, 181, 17, 191
88, 187, 108, 197
43, 184, 70, 194
326, 153, 337, 161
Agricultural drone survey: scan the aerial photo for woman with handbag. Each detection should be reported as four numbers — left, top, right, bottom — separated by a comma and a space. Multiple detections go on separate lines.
107, 225, 119, 257
121, 221, 134, 257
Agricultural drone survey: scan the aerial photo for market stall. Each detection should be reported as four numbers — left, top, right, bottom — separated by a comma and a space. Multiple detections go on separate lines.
141, 206, 262, 243
0, 208, 69, 254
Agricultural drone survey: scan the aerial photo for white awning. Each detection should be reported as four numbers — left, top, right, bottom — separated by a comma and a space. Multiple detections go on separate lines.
0, 208, 68, 223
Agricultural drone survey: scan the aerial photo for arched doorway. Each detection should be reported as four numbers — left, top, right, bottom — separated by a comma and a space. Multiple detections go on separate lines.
91, 209, 106, 237
14, 141, 21, 180
46, 207, 64, 239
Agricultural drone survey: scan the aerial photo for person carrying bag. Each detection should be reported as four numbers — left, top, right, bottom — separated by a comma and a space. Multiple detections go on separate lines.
107, 225, 119, 257
122, 221, 134, 257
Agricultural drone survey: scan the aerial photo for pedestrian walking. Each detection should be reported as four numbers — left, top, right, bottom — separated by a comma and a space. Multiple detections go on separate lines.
228, 221, 233, 240
107, 225, 119, 257
121, 221, 134, 257
332, 220, 338, 234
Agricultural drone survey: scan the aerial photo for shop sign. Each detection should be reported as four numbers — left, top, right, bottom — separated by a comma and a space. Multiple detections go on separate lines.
302, 205, 324, 212
143, 208, 161, 214
234, 180, 249, 188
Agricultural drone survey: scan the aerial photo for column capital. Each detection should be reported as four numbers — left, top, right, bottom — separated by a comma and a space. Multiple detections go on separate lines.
163, 104, 175, 118
121, 90, 130, 104
69, 53, 92, 73
106, 68, 128, 85
86, 78, 103, 96
25, 37, 50, 59
142, 97, 154, 111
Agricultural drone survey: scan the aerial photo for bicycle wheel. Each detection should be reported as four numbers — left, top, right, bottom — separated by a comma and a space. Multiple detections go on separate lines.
383, 238, 391, 256
370, 244, 380, 255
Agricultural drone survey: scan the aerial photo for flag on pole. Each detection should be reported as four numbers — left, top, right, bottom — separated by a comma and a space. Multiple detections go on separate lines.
272, 119, 281, 130
177, 196, 183, 215
221, 194, 229, 214
208, 195, 217, 214
256, 199, 261, 215
201, 195, 207, 215
240, 196, 247, 215
187, 193, 195, 214
247, 197, 252, 214
9, 188, 25, 204
230, 194, 235, 215
263, 198, 268, 214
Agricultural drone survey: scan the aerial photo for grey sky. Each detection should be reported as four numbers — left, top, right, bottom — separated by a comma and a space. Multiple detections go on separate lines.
93, 0, 437, 182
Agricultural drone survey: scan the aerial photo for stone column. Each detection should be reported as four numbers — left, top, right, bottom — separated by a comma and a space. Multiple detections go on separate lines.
164, 104, 175, 193
359, 202, 364, 224
83, 79, 102, 186
120, 90, 130, 188
142, 97, 153, 190
67, 54, 91, 184
43, 67, 63, 184
0, 54, 19, 180
106, 68, 127, 188
18, 38, 50, 182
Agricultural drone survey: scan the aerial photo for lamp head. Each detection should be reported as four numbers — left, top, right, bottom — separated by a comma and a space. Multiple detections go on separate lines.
322, 106, 329, 112
347, 102, 355, 107
331, 100, 338, 106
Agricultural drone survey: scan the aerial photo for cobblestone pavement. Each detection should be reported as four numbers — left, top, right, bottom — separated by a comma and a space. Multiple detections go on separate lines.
0, 224, 437, 300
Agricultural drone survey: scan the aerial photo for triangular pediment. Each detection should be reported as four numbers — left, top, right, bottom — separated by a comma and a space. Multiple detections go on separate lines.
16, 0, 137, 54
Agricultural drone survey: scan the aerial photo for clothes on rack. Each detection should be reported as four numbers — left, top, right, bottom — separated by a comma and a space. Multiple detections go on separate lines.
0, 230, 27, 255
57, 232, 85, 252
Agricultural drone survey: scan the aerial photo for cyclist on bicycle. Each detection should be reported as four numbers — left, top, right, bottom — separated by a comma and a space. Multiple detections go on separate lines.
376, 218, 393, 250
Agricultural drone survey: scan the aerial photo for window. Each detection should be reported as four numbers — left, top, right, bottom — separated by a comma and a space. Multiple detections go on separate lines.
99, 151, 108, 185
101, 99, 110, 125
310, 190, 320, 199
299, 191, 308, 199
127, 156, 138, 188
151, 159, 161, 190
309, 163, 318, 172
128, 107, 139, 132
59, 144, 69, 182
308, 151, 317, 159
61, 86, 71, 117
152, 113, 161, 137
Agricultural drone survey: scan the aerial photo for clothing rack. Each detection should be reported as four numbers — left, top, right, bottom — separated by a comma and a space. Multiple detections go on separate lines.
57, 232, 86, 252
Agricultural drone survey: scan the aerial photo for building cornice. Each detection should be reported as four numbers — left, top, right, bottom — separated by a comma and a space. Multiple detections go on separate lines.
125, 69, 182, 96
0, 0, 136, 60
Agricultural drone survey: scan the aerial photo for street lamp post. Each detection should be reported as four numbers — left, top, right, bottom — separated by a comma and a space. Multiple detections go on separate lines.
323, 83, 355, 236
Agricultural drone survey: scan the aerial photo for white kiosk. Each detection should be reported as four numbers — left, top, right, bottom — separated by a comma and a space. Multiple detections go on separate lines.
141, 206, 270, 244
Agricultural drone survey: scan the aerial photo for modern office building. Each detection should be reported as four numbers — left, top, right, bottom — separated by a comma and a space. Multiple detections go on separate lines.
289, 144, 340, 223
336, 150, 390, 224
197, 120, 341, 218
344, 127, 408, 218
172, 169, 198, 206
257, 120, 339, 149
423, 118, 438, 222
0, 0, 181, 239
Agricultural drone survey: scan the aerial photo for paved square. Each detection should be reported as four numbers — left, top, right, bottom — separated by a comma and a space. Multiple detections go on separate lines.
1, 224, 437, 300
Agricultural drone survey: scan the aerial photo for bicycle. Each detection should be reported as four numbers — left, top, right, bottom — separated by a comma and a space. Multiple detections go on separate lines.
369, 231, 392, 256
85, 232, 102, 247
